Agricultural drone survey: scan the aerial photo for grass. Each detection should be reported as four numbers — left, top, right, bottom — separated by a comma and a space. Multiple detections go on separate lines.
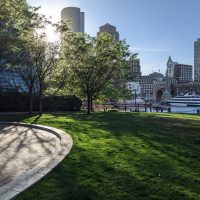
0, 112, 200, 200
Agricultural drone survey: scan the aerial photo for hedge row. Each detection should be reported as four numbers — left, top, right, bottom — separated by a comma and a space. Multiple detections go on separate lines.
0, 92, 82, 112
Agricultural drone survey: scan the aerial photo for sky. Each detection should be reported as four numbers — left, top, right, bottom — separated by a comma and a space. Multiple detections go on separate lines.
27, 0, 200, 75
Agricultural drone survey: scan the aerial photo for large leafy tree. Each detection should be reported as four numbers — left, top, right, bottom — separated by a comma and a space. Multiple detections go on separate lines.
2, 0, 55, 113
27, 34, 61, 115
62, 31, 133, 114
0, 0, 46, 97
98, 83, 132, 104
14, 32, 67, 114
0, 0, 47, 74
13, 38, 38, 114
0, 0, 31, 72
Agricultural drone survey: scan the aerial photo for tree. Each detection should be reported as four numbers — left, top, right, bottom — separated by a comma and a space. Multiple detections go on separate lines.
1, 1, 52, 113
29, 34, 60, 115
13, 43, 38, 114
98, 82, 132, 104
13, 32, 67, 114
62, 32, 133, 114
0, 0, 33, 72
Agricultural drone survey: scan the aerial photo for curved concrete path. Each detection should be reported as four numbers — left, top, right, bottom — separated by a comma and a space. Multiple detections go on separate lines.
0, 122, 73, 200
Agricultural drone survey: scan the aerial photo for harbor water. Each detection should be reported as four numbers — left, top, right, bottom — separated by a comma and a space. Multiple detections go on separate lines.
170, 106, 200, 114
140, 106, 200, 114
120, 106, 200, 114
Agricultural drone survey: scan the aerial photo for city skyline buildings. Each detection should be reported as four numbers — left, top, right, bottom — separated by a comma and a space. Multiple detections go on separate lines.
27, 0, 200, 76
174, 64, 193, 83
165, 56, 178, 78
61, 7, 84, 32
97, 23, 119, 41
194, 38, 200, 81
128, 59, 141, 81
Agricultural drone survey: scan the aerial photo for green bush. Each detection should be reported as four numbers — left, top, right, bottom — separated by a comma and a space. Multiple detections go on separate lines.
43, 95, 82, 111
0, 92, 82, 112
0, 91, 39, 112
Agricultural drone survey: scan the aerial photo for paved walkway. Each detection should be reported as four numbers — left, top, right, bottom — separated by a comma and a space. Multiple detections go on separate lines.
0, 123, 73, 200
0, 124, 60, 187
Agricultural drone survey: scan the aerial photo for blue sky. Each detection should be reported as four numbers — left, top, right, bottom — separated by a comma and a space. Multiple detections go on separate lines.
27, 0, 200, 75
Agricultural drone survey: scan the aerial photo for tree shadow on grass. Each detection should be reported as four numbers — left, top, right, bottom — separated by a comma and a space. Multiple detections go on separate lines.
13, 112, 200, 200
0, 113, 38, 123
17, 142, 199, 200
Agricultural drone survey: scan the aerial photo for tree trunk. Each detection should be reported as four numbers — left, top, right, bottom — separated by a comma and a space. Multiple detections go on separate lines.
29, 90, 33, 114
39, 94, 43, 116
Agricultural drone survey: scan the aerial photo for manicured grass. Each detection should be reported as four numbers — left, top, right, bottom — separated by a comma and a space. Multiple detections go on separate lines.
0, 112, 200, 200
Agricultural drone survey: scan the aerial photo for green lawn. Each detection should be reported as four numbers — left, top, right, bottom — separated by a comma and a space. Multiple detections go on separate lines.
0, 112, 200, 200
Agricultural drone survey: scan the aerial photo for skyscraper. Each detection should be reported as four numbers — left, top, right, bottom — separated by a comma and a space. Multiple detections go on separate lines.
97, 23, 119, 40
61, 7, 84, 33
174, 64, 193, 83
128, 59, 141, 81
165, 56, 178, 78
194, 38, 200, 81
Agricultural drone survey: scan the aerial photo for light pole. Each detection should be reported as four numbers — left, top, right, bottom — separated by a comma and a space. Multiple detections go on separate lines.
134, 89, 137, 112
144, 96, 147, 112
150, 100, 152, 112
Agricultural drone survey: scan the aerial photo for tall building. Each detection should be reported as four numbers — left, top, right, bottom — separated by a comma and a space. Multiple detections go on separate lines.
139, 76, 153, 98
61, 7, 84, 32
194, 38, 200, 81
128, 59, 141, 81
174, 64, 193, 83
165, 56, 178, 78
97, 23, 119, 40
126, 82, 141, 95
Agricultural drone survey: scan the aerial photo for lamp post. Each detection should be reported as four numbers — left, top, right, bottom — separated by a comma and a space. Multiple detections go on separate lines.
150, 102, 152, 112
134, 89, 137, 111
144, 96, 148, 112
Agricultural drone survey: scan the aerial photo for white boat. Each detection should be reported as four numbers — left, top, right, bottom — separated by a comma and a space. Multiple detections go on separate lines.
167, 92, 200, 107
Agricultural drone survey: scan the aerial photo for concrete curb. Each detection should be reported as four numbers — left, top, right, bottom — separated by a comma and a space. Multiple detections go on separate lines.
0, 122, 73, 200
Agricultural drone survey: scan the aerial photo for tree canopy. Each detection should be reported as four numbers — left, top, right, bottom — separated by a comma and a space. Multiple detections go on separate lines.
0, 0, 30, 71
0, 2, 136, 114
62, 31, 133, 114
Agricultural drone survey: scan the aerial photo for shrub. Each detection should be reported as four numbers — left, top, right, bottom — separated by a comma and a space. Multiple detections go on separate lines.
0, 91, 39, 112
43, 95, 82, 111
0, 92, 82, 112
